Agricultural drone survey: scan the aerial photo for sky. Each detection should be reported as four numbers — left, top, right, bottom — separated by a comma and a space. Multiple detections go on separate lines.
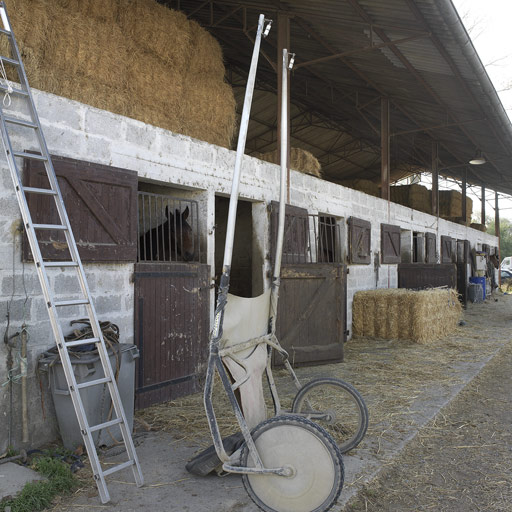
452, 0, 512, 115
412, 1, 512, 222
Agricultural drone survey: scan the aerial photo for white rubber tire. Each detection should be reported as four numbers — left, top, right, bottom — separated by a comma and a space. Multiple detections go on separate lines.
241, 415, 344, 512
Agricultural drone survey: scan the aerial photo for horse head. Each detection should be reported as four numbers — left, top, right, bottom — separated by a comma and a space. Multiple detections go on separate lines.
171, 206, 195, 262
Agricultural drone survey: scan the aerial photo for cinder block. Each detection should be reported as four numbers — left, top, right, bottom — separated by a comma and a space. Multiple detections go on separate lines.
0, 297, 32, 322
215, 147, 236, 171
96, 272, 129, 293
53, 274, 81, 295
291, 189, 306, 205
160, 133, 190, 159
83, 135, 113, 165
125, 121, 159, 151
93, 294, 122, 315
2, 273, 41, 297
34, 90, 84, 131
40, 123, 84, 156
189, 141, 214, 164
84, 109, 124, 140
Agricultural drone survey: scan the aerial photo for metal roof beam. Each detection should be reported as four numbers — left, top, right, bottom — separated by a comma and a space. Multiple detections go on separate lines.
345, 0, 508, 182
295, 33, 430, 70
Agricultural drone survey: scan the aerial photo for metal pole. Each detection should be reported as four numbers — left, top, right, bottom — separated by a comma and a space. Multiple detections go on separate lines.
269, 49, 294, 335
273, 49, 292, 280
277, 14, 291, 202
221, 14, 266, 273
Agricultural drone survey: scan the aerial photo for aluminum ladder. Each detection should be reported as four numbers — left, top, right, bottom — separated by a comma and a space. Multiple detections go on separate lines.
0, 2, 143, 503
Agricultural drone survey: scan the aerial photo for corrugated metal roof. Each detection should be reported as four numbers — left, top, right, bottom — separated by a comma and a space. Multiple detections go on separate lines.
172, 0, 512, 195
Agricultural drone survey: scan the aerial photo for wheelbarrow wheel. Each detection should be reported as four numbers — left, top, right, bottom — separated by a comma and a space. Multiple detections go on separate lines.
241, 415, 344, 512
292, 377, 369, 454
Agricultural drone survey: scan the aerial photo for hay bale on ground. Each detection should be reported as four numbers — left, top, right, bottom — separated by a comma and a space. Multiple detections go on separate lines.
352, 288, 462, 343
470, 223, 487, 232
255, 148, 322, 178
439, 190, 473, 221
339, 179, 380, 197
390, 184, 431, 214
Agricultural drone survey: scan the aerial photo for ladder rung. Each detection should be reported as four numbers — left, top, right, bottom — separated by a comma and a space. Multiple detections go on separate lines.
43, 261, 78, 268
4, 115, 37, 129
33, 223, 67, 230
0, 84, 27, 96
23, 186, 57, 196
0, 55, 19, 66
77, 377, 111, 389
64, 337, 100, 348
54, 299, 90, 307
0, 27, 10, 36
90, 418, 123, 433
101, 460, 135, 477
13, 151, 47, 161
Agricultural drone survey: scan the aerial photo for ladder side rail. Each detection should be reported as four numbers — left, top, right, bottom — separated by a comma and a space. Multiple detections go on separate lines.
0, 4, 143, 499
0, 116, 107, 495
0, 5, 126, 420
81, 301, 144, 486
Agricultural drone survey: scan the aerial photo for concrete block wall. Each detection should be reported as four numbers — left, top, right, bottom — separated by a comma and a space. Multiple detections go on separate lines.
0, 88, 499, 452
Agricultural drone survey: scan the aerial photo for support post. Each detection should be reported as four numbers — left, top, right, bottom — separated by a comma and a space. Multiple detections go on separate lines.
462, 168, 467, 224
432, 141, 439, 216
481, 185, 486, 224
277, 13, 290, 202
495, 191, 500, 238
380, 98, 390, 200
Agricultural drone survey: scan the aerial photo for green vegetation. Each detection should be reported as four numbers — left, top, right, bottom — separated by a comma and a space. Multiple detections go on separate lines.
1, 456, 77, 512
487, 217, 512, 258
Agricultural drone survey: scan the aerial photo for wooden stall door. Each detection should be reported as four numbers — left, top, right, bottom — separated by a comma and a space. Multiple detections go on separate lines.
274, 264, 347, 366
134, 263, 210, 409
398, 263, 457, 289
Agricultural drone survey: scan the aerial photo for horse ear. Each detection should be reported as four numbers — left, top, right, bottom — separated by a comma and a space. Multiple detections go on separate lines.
182, 206, 190, 220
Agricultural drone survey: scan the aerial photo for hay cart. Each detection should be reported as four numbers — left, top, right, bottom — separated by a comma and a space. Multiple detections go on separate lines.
190, 15, 368, 512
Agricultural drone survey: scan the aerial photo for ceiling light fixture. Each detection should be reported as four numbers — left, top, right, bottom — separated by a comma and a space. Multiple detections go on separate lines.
469, 149, 486, 165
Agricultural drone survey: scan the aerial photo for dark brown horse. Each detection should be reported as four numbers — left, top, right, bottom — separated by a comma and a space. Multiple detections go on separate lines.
139, 206, 195, 262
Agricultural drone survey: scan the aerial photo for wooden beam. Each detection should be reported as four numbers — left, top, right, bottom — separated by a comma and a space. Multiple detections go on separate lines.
495, 191, 500, 238
381, 98, 390, 200
481, 185, 486, 224
462, 167, 467, 223
432, 141, 439, 217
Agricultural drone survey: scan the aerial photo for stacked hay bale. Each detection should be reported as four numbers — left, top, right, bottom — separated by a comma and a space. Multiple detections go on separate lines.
255, 148, 322, 178
390, 184, 431, 214
1, 0, 236, 148
352, 288, 462, 343
338, 179, 380, 197
439, 190, 473, 225
470, 223, 487, 232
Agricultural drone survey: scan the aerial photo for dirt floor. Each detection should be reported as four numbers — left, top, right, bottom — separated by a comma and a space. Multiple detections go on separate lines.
46, 293, 512, 511
345, 337, 512, 512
